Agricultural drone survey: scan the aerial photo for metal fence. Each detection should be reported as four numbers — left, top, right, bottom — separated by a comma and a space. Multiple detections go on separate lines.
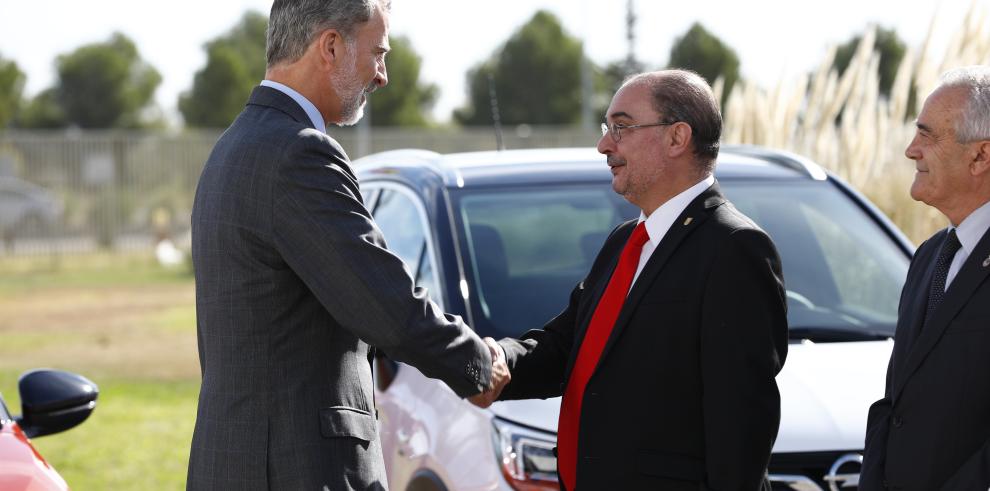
0, 126, 598, 259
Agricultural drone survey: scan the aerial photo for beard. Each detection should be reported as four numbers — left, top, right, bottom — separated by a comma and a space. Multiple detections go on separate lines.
330, 54, 375, 126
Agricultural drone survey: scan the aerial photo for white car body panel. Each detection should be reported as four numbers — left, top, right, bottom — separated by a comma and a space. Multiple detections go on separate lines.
774, 340, 893, 453
377, 339, 894, 490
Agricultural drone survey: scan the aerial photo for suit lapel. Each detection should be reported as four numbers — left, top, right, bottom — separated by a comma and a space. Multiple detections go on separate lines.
562, 223, 633, 380
889, 234, 941, 382
595, 184, 725, 368
889, 242, 944, 401
893, 227, 990, 402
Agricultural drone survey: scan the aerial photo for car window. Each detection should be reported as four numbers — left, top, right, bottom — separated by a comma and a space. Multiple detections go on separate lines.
453, 185, 638, 338
723, 180, 909, 336
454, 179, 908, 341
371, 186, 443, 308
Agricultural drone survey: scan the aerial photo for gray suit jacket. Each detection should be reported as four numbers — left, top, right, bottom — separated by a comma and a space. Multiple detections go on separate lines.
187, 86, 492, 491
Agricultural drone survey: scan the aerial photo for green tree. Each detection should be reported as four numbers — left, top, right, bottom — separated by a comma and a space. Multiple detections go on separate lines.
17, 89, 66, 129
369, 36, 438, 126
54, 32, 161, 128
667, 22, 740, 104
833, 26, 907, 97
601, 59, 644, 98
0, 53, 25, 128
180, 11, 268, 128
454, 10, 586, 126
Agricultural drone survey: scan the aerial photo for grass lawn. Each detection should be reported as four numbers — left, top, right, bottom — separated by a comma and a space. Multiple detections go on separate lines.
0, 253, 200, 490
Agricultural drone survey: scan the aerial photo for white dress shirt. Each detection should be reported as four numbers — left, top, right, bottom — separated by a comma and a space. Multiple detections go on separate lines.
260, 80, 327, 133
630, 174, 716, 290
945, 199, 990, 290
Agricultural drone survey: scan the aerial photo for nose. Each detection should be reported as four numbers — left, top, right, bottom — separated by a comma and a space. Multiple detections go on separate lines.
904, 133, 921, 161
375, 60, 388, 89
596, 131, 614, 155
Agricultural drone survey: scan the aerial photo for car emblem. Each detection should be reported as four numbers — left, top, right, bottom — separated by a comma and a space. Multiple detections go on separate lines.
823, 453, 862, 490
983, 254, 990, 268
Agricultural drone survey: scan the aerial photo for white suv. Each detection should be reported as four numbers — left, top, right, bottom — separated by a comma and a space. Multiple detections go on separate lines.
355, 146, 911, 491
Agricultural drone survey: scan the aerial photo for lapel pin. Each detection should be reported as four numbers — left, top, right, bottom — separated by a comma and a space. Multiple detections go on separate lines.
983, 255, 990, 268
683, 217, 693, 226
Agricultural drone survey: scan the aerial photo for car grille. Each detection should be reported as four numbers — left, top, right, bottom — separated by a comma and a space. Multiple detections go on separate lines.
768, 451, 862, 491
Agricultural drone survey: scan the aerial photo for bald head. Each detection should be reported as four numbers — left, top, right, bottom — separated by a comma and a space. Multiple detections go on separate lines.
623, 70, 722, 170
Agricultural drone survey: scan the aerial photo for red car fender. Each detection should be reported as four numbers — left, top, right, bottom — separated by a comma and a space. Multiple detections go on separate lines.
0, 420, 68, 491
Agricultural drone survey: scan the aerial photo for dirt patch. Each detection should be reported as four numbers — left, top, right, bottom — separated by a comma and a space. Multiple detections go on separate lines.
0, 282, 200, 380
0, 283, 194, 333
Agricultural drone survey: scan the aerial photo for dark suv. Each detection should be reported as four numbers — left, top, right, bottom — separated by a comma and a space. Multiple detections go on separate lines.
355, 146, 912, 491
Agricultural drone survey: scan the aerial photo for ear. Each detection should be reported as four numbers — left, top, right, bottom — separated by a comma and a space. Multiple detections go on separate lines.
666, 122, 694, 159
970, 140, 990, 177
315, 29, 344, 68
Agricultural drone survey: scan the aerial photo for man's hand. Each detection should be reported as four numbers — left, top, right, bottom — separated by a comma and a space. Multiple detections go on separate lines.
469, 337, 510, 408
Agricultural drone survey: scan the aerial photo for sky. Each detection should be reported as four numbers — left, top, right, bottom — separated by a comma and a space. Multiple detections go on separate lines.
0, 0, 985, 126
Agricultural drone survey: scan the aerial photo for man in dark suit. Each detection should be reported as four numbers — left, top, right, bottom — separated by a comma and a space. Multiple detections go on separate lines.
861, 66, 990, 490
186, 1, 507, 489
471, 70, 788, 490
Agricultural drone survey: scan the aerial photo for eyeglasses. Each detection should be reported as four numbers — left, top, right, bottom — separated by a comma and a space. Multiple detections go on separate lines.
601, 121, 676, 142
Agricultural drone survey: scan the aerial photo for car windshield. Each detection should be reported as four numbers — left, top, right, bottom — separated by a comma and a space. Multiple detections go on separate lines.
453, 179, 909, 342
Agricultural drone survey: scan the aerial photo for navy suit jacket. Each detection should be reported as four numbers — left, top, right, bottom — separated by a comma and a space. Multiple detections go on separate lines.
862, 225, 990, 490
498, 184, 788, 490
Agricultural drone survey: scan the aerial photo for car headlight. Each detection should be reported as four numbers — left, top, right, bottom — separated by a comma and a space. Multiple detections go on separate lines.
491, 417, 559, 490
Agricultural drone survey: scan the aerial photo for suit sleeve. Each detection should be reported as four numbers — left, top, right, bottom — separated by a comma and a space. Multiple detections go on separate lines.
860, 346, 894, 489
495, 221, 630, 401
495, 280, 584, 400
700, 228, 788, 490
271, 134, 492, 398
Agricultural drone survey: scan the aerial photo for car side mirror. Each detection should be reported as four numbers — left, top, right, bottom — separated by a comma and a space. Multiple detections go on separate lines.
16, 369, 98, 438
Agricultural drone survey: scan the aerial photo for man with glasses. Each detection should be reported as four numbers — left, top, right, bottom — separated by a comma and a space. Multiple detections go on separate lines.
470, 70, 788, 490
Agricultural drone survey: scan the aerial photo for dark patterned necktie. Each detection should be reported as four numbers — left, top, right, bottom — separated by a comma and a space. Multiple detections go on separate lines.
922, 229, 962, 330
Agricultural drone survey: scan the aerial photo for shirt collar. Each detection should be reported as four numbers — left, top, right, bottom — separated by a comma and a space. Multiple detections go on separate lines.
638, 174, 716, 243
260, 80, 327, 133
953, 199, 990, 256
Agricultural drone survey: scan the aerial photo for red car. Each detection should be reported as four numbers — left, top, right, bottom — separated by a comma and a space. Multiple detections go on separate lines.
0, 370, 98, 490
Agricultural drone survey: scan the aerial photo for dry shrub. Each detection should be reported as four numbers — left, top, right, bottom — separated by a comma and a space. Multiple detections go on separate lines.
718, 2, 990, 244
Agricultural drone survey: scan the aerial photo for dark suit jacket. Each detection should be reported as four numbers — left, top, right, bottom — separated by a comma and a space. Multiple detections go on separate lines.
862, 225, 990, 490
498, 184, 788, 490
187, 86, 492, 491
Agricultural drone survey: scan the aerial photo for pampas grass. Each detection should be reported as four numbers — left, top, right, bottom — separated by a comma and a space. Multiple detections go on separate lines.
718, 1, 990, 244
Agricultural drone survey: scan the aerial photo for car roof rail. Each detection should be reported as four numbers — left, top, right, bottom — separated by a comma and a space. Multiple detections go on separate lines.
353, 148, 456, 182
723, 144, 828, 181
353, 148, 442, 168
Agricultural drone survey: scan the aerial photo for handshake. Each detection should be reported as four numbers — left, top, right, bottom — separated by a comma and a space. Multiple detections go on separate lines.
468, 337, 511, 408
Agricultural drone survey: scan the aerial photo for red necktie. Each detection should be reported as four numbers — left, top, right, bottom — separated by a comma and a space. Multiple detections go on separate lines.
557, 222, 649, 489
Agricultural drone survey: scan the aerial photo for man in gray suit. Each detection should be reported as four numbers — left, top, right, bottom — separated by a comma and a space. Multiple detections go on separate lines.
186, 1, 507, 489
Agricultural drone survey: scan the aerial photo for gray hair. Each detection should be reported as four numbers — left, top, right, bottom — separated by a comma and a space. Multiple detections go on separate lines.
625, 70, 722, 171
938, 65, 990, 143
266, 0, 390, 67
